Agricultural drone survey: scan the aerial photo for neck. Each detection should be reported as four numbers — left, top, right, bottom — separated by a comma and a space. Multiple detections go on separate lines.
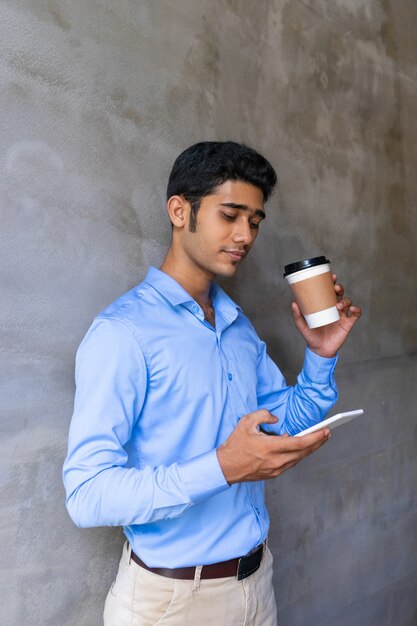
160, 245, 213, 305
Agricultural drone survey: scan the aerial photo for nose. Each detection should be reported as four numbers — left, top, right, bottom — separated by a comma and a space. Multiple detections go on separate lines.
232, 219, 253, 245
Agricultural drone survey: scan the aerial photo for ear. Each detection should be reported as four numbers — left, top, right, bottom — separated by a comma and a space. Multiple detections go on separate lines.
166, 195, 190, 229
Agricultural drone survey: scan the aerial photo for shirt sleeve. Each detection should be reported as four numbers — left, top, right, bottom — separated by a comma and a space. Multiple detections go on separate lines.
62, 317, 228, 529
256, 341, 338, 436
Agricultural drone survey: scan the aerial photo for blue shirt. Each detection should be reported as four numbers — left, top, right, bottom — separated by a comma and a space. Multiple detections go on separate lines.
63, 267, 338, 567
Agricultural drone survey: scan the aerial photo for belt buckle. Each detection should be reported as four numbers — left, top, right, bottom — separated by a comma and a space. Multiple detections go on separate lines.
237, 542, 264, 581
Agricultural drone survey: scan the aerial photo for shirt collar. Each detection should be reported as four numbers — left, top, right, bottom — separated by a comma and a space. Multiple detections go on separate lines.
143, 267, 195, 306
210, 282, 242, 322
143, 267, 242, 319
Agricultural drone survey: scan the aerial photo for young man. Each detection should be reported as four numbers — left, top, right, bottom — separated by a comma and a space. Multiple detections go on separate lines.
63, 142, 361, 625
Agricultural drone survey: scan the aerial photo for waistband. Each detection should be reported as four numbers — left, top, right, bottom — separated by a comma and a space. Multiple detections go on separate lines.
130, 540, 266, 582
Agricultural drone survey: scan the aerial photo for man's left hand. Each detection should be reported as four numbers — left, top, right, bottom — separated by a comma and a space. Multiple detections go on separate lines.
291, 274, 362, 358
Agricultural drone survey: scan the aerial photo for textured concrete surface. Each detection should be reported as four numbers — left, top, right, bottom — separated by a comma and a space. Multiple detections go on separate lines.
1, 1, 416, 624
268, 356, 417, 625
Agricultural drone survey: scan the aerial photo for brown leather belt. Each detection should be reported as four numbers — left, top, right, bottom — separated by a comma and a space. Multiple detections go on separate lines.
131, 541, 266, 581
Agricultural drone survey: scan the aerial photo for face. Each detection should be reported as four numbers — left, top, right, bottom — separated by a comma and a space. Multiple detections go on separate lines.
172, 180, 265, 279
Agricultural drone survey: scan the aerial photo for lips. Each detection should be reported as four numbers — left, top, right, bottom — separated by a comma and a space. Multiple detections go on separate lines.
223, 250, 246, 261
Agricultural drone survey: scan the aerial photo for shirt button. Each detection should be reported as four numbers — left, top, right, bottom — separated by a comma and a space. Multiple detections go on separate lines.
192, 304, 199, 313
228, 372, 233, 381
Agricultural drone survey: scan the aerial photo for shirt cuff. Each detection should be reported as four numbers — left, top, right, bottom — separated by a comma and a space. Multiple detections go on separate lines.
177, 449, 230, 505
303, 346, 338, 382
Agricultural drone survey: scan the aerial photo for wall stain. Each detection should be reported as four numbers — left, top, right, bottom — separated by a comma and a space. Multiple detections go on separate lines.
48, 0, 71, 32
7, 51, 72, 92
111, 87, 143, 127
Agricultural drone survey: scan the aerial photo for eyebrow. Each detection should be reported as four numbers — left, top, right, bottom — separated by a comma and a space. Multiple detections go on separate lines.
219, 203, 266, 220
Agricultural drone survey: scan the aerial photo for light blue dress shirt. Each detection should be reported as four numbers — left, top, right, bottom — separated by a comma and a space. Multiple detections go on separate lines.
63, 267, 338, 568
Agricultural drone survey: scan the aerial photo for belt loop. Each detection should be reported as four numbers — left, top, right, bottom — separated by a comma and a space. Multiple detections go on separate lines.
127, 542, 132, 566
192, 565, 203, 592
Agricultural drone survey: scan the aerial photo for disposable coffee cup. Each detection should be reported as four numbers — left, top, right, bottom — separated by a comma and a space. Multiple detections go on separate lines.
284, 256, 340, 329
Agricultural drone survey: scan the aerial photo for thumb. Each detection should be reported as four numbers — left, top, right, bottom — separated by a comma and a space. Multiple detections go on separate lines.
291, 302, 309, 335
245, 409, 278, 428
292, 301, 307, 325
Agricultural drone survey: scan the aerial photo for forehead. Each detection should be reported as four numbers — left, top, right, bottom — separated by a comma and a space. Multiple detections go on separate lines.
209, 180, 265, 209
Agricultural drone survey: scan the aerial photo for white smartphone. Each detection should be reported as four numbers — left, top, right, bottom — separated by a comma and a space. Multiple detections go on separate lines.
294, 409, 364, 437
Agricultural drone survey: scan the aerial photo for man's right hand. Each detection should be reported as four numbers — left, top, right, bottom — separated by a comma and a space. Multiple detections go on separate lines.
216, 409, 331, 484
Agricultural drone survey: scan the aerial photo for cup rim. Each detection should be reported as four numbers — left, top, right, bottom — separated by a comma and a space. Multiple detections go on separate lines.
283, 256, 330, 278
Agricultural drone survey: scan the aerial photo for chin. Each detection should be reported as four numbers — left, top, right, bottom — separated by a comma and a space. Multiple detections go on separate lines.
215, 263, 240, 278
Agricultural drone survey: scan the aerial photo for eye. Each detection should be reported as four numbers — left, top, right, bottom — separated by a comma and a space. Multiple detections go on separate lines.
221, 212, 236, 221
250, 221, 261, 230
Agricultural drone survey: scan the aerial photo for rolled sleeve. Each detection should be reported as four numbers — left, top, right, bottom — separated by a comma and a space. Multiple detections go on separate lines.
302, 346, 338, 383
256, 342, 338, 436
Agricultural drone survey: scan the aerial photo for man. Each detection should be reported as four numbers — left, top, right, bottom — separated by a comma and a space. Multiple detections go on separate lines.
63, 141, 361, 625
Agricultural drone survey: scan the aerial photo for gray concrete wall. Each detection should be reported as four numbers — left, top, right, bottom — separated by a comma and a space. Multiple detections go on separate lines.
1, 1, 416, 624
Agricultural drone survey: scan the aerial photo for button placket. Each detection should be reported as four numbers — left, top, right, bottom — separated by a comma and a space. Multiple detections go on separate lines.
216, 335, 233, 385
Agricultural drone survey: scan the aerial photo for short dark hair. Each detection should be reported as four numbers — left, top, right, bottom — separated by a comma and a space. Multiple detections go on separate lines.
166, 141, 277, 231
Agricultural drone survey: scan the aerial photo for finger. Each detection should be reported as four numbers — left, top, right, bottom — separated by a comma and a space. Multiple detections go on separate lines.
272, 435, 330, 466
332, 274, 345, 300
343, 305, 362, 325
291, 301, 302, 318
294, 428, 331, 447
272, 458, 300, 476
338, 302, 360, 318
336, 297, 352, 313
280, 459, 301, 472
272, 428, 330, 452
335, 306, 362, 337
290, 431, 331, 458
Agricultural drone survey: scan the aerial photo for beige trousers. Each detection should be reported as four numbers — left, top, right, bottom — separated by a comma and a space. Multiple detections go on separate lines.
103, 542, 277, 626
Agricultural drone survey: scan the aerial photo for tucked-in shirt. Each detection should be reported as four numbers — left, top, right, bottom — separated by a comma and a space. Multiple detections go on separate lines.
63, 267, 338, 567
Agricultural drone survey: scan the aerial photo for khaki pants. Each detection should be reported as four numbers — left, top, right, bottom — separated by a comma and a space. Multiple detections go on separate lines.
103, 542, 277, 626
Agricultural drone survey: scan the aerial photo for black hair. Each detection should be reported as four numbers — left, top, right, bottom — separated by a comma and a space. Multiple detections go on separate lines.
166, 141, 277, 231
